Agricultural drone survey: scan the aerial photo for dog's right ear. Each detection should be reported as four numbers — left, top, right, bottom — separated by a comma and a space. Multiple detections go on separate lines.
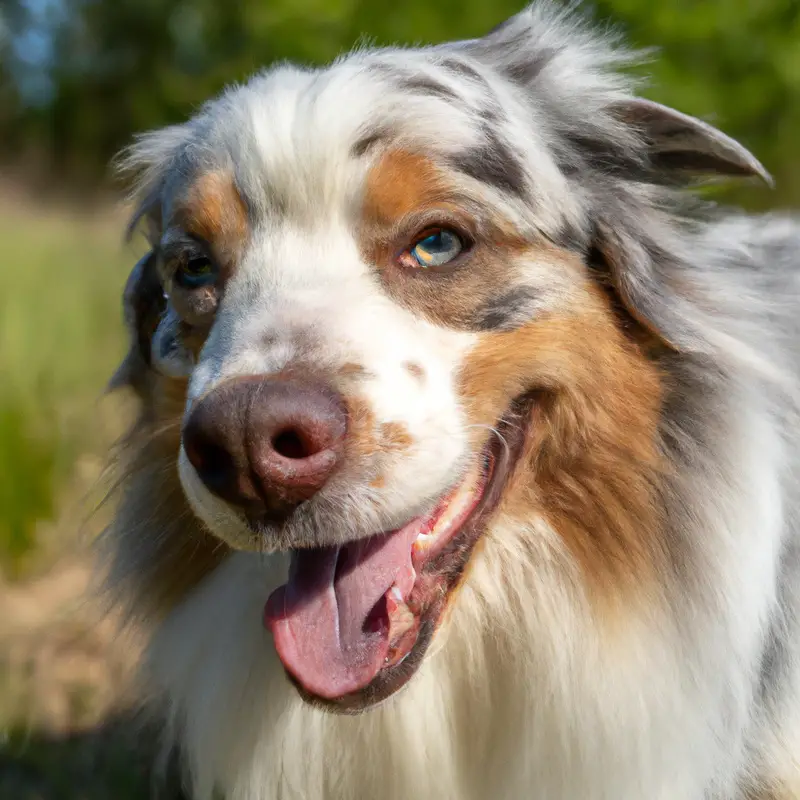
108, 251, 167, 393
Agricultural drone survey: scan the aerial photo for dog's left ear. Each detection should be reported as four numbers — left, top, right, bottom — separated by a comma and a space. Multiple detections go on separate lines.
612, 97, 772, 186
108, 251, 166, 393
109, 251, 197, 392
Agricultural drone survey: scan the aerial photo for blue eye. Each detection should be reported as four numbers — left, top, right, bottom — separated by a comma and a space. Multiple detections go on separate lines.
409, 229, 463, 268
175, 255, 217, 288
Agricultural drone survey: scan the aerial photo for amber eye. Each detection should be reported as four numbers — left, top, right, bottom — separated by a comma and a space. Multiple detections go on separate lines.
175, 255, 217, 288
401, 229, 464, 269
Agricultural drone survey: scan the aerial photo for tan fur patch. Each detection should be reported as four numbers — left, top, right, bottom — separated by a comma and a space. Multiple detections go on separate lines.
362, 150, 449, 228
345, 395, 378, 461
380, 421, 413, 451
404, 361, 425, 381
175, 170, 249, 269
340, 362, 367, 377
458, 270, 666, 602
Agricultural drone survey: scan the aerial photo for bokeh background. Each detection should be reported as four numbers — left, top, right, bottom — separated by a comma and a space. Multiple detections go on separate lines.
0, 0, 799, 796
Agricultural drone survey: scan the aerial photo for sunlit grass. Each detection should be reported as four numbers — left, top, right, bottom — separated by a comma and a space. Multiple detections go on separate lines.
0, 194, 139, 575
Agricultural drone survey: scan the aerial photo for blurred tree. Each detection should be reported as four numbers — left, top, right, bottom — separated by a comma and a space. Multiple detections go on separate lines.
0, 0, 23, 143
1, 0, 798, 206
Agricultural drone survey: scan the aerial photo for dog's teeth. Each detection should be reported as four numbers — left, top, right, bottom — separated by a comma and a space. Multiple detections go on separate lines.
391, 586, 404, 603
413, 459, 485, 561
413, 531, 435, 556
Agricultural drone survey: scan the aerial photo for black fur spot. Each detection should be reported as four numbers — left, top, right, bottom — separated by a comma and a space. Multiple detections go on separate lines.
450, 126, 527, 197
473, 287, 540, 331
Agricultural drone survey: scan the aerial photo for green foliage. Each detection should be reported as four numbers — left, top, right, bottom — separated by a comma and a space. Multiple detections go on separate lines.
2, 0, 798, 207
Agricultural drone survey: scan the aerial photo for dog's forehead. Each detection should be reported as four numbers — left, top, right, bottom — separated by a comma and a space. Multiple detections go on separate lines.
167, 52, 570, 233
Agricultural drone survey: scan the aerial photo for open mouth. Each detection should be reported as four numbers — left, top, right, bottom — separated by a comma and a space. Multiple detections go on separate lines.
263, 402, 529, 712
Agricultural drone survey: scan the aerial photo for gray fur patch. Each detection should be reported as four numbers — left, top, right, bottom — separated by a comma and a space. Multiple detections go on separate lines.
472, 287, 542, 331
449, 126, 527, 197
351, 130, 386, 157
398, 75, 460, 102
503, 46, 561, 85
437, 57, 491, 91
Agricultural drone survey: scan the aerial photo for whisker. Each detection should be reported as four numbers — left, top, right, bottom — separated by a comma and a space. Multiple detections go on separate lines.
465, 423, 511, 460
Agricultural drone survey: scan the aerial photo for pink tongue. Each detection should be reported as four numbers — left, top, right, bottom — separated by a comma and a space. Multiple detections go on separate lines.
264, 526, 419, 699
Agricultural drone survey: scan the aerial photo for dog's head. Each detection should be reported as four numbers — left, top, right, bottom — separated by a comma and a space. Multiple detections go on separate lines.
112, 3, 768, 711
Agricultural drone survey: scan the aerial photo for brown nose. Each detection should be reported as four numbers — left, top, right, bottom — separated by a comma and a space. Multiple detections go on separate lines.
182, 376, 347, 522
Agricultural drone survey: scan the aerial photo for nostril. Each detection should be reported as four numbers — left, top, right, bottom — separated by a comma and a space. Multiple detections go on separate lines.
198, 442, 237, 490
272, 428, 315, 460
184, 426, 239, 496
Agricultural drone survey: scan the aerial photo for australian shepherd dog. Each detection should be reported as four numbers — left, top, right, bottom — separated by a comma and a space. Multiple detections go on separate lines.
101, 2, 800, 797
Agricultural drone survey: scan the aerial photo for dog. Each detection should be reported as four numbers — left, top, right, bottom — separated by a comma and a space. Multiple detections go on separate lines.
102, 2, 800, 797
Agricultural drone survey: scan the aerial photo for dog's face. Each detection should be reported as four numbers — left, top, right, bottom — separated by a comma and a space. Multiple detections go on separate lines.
114, 6, 768, 711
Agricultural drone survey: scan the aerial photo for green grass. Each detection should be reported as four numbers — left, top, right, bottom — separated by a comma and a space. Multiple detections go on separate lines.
0, 194, 138, 575
0, 192, 166, 796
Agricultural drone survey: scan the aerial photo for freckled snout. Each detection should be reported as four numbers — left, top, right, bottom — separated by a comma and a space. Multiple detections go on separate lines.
182, 376, 347, 522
